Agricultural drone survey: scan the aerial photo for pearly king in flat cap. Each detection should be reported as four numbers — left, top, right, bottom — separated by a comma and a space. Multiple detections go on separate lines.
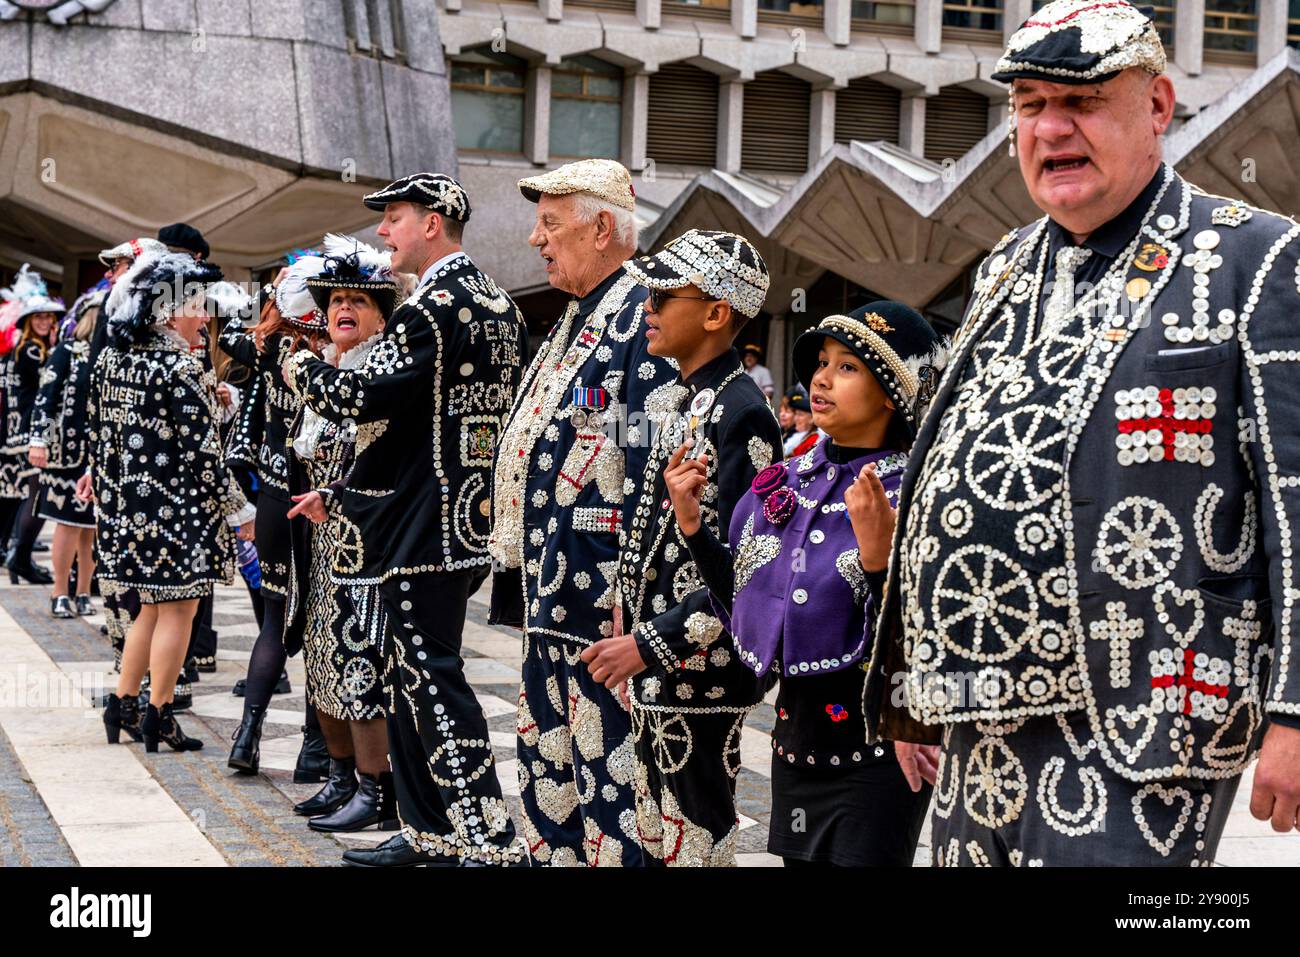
623, 229, 770, 319
991, 0, 1166, 85
363, 172, 472, 222
517, 158, 636, 211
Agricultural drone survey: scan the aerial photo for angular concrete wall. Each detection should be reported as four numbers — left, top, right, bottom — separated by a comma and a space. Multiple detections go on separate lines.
1, 0, 455, 183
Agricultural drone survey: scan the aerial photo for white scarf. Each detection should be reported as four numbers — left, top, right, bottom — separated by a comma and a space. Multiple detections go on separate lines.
292, 332, 383, 460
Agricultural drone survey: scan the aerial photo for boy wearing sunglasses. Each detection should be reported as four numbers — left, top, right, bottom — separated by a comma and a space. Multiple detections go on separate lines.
581, 230, 782, 866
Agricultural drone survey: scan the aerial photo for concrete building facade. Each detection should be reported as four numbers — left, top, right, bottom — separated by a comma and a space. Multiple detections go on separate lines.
1, 0, 1297, 401
437, 0, 1300, 393
0, 0, 455, 292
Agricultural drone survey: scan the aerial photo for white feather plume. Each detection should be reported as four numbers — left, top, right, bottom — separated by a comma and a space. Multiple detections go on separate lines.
105, 245, 166, 324
903, 338, 952, 415
276, 254, 327, 323
320, 233, 393, 279
1, 264, 48, 305
207, 281, 255, 323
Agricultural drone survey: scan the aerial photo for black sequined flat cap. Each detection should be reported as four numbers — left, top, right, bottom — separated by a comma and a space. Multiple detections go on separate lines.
991, 0, 1166, 85
363, 172, 471, 222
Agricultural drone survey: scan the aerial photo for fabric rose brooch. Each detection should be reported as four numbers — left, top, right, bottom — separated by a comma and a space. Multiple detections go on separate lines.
753, 463, 795, 526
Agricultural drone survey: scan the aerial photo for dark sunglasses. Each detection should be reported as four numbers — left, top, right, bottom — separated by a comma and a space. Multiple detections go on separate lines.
648, 288, 718, 313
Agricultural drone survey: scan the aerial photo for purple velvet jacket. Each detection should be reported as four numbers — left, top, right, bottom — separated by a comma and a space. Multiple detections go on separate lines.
722, 441, 909, 679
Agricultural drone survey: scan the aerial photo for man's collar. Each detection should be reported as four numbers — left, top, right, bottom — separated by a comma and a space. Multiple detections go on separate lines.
574, 266, 625, 316
1047, 164, 1166, 259
683, 347, 741, 391
418, 250, 468, 288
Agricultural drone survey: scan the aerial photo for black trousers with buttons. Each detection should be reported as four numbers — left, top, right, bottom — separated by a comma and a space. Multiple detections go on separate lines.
632, 705, 750, 866
378, 568, 522, 864
931, 712, 1241, 866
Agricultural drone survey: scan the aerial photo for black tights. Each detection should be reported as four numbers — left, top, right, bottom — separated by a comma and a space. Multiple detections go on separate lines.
242, 595, 287, 710
0, 497, 19, 549
8, 476, 43, 565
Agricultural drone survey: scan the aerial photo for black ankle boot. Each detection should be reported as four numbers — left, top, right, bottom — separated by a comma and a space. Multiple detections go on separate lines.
293, 723, 330, 783
309, 770, 398, 832
142, 702, 203, 753
293, 757, 357, 816
227, 704, 267, 774
103, 693, 144, 744
7, 551, 53, 585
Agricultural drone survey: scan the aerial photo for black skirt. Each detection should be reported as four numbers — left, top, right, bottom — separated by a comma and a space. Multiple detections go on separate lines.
37, 467, 95, 527
255, 491, 292, 599
767, 743, 931, 866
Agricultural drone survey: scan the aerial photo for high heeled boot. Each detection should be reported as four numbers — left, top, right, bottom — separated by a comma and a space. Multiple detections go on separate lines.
293, 757, 358, 816
227, 703, 267, 774
103, 692, 144, 744
309, 771, 398, 832
141, 702, 204, 753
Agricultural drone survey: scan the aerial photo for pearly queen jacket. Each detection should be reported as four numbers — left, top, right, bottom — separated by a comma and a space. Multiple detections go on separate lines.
489, 267, 676, 647
219, 320, 300, 502
284, 252, 526, 585
619, 349, 784, 711
864, 166, 1300, 784
28, 336, 94, 469
87, 329, 252, 601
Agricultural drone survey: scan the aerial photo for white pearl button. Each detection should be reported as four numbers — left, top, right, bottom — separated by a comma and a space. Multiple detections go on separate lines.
1193, 229, 1220, 250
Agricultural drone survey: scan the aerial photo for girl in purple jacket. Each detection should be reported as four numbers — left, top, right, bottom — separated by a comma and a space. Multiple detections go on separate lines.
668, 300, 948, 865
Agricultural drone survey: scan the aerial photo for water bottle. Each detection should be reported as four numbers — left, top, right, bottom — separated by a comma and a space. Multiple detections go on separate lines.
237, 538, 262, 591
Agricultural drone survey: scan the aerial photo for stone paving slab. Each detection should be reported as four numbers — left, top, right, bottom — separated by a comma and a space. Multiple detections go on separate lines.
0, 724, 76, 866
2, 564, 1296, 867
0, 584, 225, 867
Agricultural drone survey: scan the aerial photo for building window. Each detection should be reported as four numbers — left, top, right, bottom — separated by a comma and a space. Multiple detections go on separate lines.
942, 0, 1002, 34
449, 48, 526, 154
1290, 0, 1300, 48
742, 71, 811, 175
664, 0, 732, 11
834, 77, 901, 146
550, 56, 624, 160
851, 0, 916, 28
647, 63, 719, 168
1205, 0, 1258, 54
923, 85, 990, 164
758, 0, 825, 17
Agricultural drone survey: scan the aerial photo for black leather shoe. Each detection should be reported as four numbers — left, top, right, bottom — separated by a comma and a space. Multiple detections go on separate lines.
142, 702, 203, 752
341, 834, 460, 868
309, 770, 397, 832
8, 557, 53, 585
293, 757, 357, 816
227, 704, 267, 774
75, 594, 94, 617
293, 723, 330, 784
51, 596, 75, 619
103, 693, 144, 744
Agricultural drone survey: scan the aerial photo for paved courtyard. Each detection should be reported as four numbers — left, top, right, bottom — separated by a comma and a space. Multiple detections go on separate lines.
0, 547, 1295, 867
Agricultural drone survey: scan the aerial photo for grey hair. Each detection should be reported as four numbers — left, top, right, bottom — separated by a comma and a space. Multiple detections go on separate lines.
570, 192, 638, 249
